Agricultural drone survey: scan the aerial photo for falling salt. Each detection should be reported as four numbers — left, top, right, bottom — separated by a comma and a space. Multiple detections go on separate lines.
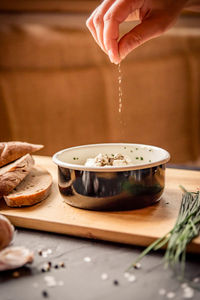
118, 63, 122, 113
166, 292, 176, 299
193, 277, 200, 283
101, 273, 108, 280
83, 256, 91, 263
158, 288, 166, 296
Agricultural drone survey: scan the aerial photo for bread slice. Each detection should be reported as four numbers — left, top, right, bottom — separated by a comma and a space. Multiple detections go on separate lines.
0, 141, 43, 168
4, 166, 52, 207
0, 154, 34, 196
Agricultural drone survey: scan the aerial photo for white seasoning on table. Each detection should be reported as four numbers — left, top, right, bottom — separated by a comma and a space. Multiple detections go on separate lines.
83, 256, 91, 262
101, 273, 108, 280
158, 288, 166, 296
58, 281, 64, 286
44, 275, 57, 287
182, 286, 194, 299
127, 274, 136, 282
123, 272, 136, 282
124, 272, 130, 278
181, 283, 189, 289
193, 277, 200, 283
166, 292, 176, 299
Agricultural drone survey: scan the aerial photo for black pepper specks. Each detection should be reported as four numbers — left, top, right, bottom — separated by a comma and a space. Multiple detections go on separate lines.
42, 290, 49, 298
113, 280, 119, 286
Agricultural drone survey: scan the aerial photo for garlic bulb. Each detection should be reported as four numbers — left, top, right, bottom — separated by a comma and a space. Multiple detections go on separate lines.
0, 246, 34, 271
0, 214, 14, 250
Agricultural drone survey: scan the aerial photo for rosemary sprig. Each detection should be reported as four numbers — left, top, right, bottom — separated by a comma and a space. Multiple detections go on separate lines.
128, 188, 200, 275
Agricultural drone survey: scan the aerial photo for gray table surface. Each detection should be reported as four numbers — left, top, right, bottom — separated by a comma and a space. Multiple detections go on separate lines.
0, 226, 200, 300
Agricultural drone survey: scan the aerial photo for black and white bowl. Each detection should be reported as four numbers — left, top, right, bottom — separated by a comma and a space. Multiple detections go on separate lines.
53, 143, 170, 211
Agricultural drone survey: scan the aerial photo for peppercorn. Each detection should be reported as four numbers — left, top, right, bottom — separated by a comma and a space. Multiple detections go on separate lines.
42, 290, 48, 298
113, 280, 119, 285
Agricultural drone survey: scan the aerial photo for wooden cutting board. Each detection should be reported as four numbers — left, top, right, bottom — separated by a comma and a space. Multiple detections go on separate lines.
1, 156, 200, 253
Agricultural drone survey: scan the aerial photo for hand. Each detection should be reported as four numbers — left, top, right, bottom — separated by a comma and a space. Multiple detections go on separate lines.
86, 0, 190, 64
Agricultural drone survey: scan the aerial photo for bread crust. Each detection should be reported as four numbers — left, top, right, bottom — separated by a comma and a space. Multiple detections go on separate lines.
3, 166, 52, 207
0, 154, 34, 196
0, 142, 43, 168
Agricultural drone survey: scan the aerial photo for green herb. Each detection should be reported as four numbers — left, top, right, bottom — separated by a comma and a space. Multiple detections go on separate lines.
136, 157, 139, 160
124, 147, 127, 149
135, 148, 138, 150
140, 157, 143, 160
149, 160, 151, 162
73, 157, 79, 160
130, 150, 133, 153
128, 188, 200, 277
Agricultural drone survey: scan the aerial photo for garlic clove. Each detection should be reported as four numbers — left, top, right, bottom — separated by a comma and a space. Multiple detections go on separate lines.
0, 246, 34, 271
0, 214, 14, 250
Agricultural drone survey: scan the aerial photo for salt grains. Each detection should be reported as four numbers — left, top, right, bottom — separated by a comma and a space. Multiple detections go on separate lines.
124, 272, 136, 283
101, 273, 108, 280
118, 63, 122, 113
181, 283, 194, 299
83, 256, 91, 263
44, 275, 57, 287
158, 288, 166, 296
127, 274, 136, 282
166, 292, 176, 299
182, 287, 194, 299
38, 248, 52, 258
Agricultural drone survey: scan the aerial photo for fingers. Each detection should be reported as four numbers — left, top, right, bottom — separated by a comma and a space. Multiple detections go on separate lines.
86, 8, 103, 51
86, 0, 115, 53
87, 0, 143, 64
103, 0, 142, 64
93, 0, 116, 52
119, 16, 165, 60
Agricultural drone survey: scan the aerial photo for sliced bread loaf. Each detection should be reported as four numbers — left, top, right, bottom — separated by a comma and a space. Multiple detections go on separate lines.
0, 154, 34, 196
4, 166, 52, 207
0, 141, 43, 168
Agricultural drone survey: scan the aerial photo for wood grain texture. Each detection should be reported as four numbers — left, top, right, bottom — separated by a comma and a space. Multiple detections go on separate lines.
0, 155, 200, 252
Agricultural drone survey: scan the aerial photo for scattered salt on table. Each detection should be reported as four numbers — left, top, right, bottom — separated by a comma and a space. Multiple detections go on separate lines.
182, 286, 194, 299
158, 288, 166, 296
83, 256, 91, 263
101, 273, 108, 280
166, 292, 175, 299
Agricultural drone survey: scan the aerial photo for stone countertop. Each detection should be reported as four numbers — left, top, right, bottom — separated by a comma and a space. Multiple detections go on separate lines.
1, 228, 200, 300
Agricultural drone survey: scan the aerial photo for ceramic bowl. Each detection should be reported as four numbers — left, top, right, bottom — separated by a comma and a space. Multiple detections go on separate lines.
52, 143, 170, 211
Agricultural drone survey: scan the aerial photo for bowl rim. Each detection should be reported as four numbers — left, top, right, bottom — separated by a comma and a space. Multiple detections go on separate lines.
52, 143, 170, 172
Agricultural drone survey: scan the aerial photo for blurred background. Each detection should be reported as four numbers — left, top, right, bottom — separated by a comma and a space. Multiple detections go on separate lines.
0, 0, 200, 165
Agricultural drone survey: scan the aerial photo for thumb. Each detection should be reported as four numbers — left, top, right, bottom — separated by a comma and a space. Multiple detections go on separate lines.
119, 16, 166, 60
